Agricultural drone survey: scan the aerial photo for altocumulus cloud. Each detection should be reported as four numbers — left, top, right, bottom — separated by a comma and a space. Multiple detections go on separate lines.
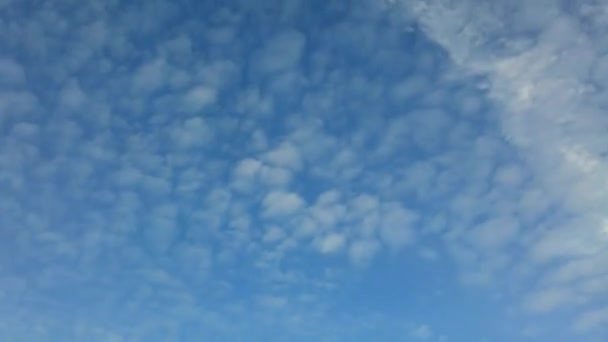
0, 0, 607, 341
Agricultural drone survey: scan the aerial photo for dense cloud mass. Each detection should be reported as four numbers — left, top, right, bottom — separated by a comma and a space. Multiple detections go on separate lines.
0, 0, 607, 341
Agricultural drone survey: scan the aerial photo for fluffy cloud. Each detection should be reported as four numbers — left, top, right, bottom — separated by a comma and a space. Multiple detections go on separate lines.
168, 117, 211, 148
379, 204, 417, 250
262, 142, 302, 170
262, 191, 305, 218
348, 239, 380, 266
262, 225, 285, 244
182, 85, 217, 112
466, 216, 519, 251
132, 58, 168, 93
317, 233, 346, 254
252, 29, 307, 74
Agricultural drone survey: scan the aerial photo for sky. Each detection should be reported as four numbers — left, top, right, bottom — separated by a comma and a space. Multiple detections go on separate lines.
0, 0, 607, 341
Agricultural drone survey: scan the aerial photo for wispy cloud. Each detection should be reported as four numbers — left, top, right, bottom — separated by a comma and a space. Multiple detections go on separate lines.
403, 0, 608, 337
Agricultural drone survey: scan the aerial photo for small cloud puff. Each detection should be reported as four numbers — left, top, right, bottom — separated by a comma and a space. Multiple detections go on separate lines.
317, 233, 346, 254
262, 191, 306, 218
253, 29, 307, 74
182, 85, 217, 112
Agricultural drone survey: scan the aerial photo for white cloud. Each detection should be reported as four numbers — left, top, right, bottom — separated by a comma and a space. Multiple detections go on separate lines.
390, 75, 431, 103
580, 274, 608, 297
529, 224, 602, 265
236, 87, 274, 116
293, 216, 319, 238
9, 121, 39, 141
542, 254, 608, 286
206, 24, 238, 46
174, 243, 212, 277
232, 158, 293, 190
309, 203, 346, 229
257, 295, 288, 310
262, 191, 305, 218
398, 0, 608, 335
140, 174, 172, 196
197, 60, 238, 88
132, 58, 167, 93
466, 216, 519, 251
258, 165, 292, 187
253, 29, 306, 74
234, 158, 263, 178
493, 162, 526, 188
182, 85, 217, 112
0, 90, 38, 117
399, 161, 437, 198
523, 287, 583, 313
263, 225, 285, 244
348, 239, 379, 266
419, 248, 439, 261
316, 190, 341, 206
175, 167, 205, 193
379, 204, 417, 250
263, 142, 302, 170
250, 129, 269, 151
317, 233, 346, 254
168, 117, 211, 148
59, 79, 87, 109
409, 109, 452, 151
78, 19, 108, 50
411, 324, 433, 340
114, 166, 144, 187
349, 194, 379, 214
161, 34, 192, 59
573, 307, 608, 333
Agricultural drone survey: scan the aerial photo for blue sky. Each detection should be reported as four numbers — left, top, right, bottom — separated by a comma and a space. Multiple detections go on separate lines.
1, 0, 607, 341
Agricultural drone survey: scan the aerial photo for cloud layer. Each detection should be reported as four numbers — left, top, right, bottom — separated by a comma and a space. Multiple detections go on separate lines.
0, 0, 607, 340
